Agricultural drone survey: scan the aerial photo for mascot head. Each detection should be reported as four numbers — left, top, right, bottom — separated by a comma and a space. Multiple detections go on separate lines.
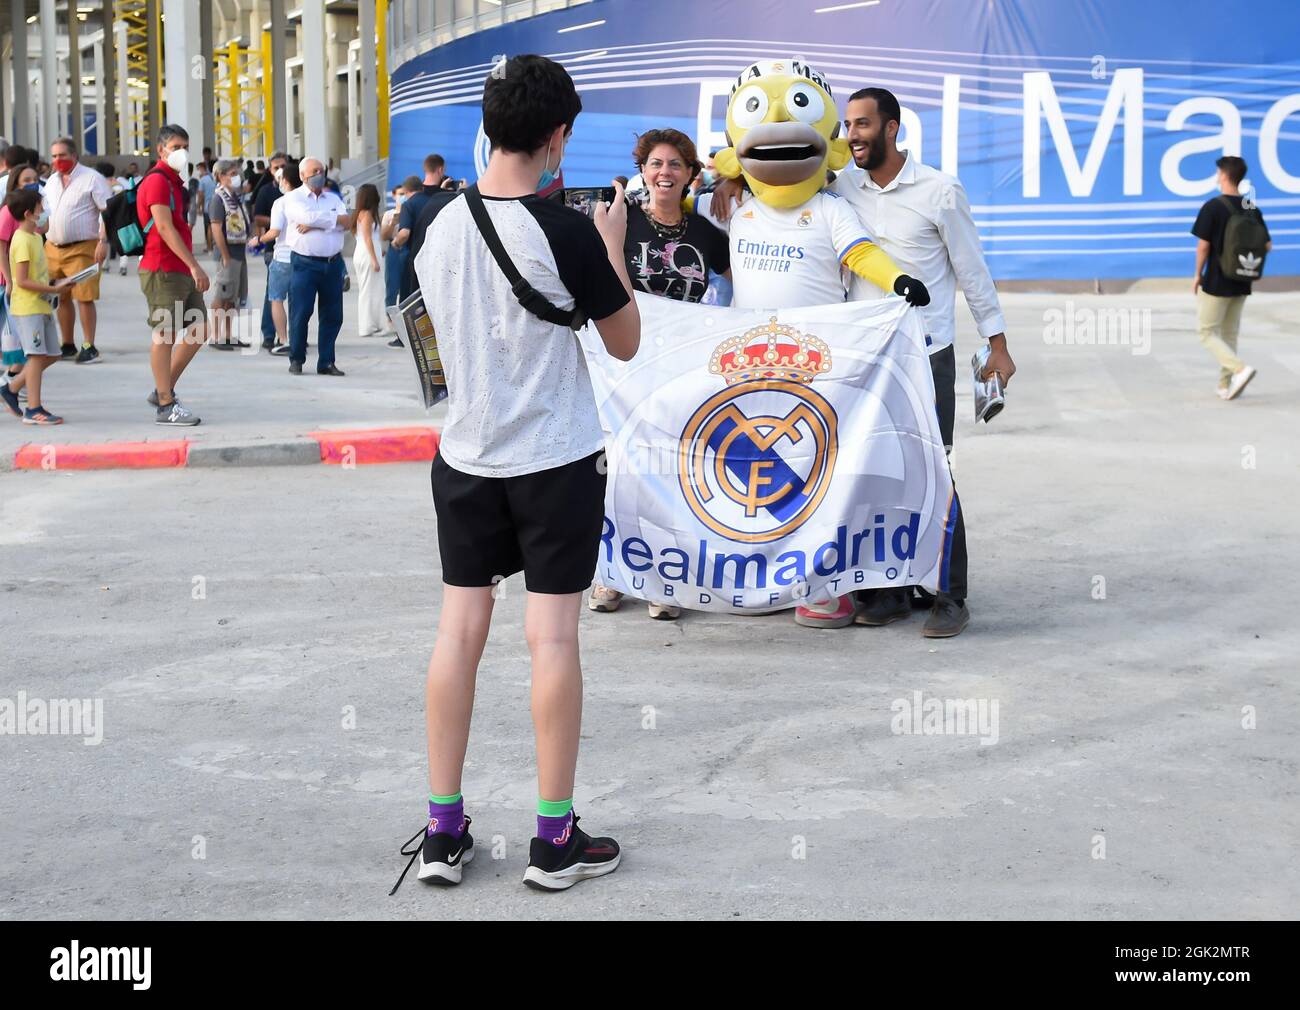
714, 58, 849, 209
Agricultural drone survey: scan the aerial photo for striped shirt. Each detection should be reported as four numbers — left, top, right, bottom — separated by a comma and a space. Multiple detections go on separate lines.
44, 163, 113, 245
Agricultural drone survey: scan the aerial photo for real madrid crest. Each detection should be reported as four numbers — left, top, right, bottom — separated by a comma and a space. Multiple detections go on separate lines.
677, 318, 839, 544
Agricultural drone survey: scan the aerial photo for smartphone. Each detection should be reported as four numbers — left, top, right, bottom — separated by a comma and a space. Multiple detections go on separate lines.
561, 187, 616, 217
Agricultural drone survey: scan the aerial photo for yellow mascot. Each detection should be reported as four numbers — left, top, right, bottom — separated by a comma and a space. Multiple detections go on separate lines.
692, 57, 931, 630
695, 57, 929, 313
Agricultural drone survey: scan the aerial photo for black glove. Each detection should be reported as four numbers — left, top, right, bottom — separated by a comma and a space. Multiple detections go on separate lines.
894, 274, 930, 307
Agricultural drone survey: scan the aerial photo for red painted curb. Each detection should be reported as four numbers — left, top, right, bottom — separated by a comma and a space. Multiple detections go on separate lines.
13, 439, 190, 471
308, 426, 440, 465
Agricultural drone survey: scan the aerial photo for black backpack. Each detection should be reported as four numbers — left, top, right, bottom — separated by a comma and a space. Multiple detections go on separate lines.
1218, 195, 1268, 282
102, 168, 172, 257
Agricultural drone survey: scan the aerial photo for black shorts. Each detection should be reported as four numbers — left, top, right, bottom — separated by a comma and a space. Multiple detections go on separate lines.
431, 450, 607, 594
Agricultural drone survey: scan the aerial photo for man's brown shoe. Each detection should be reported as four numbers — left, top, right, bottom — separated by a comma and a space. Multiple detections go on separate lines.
923, 594, 970, 638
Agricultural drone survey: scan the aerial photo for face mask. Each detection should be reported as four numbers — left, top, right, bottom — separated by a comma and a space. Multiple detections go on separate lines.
22, 182, 39, 192
228, 174, 242, 188
274, 167, 284, 180
53, 157, 75, 175
35, 210, 49, 228
165, 148, 189, 174
306, 174, 326, 192
699, 170, 714, 187
537, 135, 564, 192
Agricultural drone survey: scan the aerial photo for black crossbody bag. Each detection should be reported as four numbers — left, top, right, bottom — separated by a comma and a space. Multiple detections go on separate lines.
461, 185, 587, 331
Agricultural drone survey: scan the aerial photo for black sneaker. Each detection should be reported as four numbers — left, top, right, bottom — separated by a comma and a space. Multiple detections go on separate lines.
523, 814, 620, 891
270, 343, 291, 356
74, 345, 100, 364
854, 587, 912, 626
388, 336, 404, 348
60, 343, 77, 359
389, 816, 474, 894
0, 381, 20, 417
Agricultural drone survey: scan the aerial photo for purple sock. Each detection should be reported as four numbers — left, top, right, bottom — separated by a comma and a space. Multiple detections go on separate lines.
427, 795, 465, 838
537, 809, 573, 848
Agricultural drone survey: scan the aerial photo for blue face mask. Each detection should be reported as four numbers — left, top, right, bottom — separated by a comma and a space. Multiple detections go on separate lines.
306, 174, 326, 192
22, 182, 40, 192
537, 137, 564, 192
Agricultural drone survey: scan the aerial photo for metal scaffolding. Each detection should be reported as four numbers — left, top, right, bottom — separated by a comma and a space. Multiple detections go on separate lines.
213, 38, 270, 158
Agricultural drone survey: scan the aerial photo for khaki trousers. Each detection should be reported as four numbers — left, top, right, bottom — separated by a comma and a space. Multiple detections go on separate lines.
1196, 290, 1246, 384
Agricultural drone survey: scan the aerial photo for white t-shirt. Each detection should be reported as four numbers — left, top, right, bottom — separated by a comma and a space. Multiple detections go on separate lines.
414, 192, 630, 478
697, 190, 875, 309
269, 197, 292, 263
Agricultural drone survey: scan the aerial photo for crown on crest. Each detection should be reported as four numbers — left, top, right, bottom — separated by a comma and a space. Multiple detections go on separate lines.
710, 317, 832, 386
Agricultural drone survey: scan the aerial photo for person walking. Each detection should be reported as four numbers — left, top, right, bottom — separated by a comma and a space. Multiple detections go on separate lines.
1192, 155, 1271, 401
137, 124, 210, 425
0, 188, 71, 424
282, 157, 349, 376
351, 183, 386, 337
41, 137, 112, 363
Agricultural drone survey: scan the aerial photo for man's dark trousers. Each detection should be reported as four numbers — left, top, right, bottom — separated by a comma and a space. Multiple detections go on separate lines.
929, 345, 969, 601
260, 248, 275, 342
288, 252, 344, 369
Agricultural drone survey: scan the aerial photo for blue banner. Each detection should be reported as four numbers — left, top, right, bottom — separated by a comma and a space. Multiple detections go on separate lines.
390, 0, 1300, 280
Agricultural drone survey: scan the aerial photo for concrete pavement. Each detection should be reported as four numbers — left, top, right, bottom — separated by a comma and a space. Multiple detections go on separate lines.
1, 273, 1298, 919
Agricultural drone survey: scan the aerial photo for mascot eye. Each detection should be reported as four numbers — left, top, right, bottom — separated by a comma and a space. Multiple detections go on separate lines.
732, 85, 769, 129
785, 83, 825, 125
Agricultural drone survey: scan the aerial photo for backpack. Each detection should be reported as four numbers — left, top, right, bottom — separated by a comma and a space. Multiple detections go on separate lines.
1218, 195, 1268, 282
102, 167, 172, 257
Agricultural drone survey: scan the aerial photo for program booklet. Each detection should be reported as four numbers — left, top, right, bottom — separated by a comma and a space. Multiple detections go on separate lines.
395, 291, 447, 409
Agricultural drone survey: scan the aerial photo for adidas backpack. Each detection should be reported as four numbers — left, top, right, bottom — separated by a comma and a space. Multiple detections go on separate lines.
1218, 195, 1269, 282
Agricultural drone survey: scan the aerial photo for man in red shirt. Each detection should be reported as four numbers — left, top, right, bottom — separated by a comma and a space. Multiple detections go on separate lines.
137, 124, 210, 425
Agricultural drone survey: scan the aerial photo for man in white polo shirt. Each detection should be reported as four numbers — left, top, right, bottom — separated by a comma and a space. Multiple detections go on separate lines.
833, 87, 1016, 638
43, 137, 113, 363
281, 157, 350, 375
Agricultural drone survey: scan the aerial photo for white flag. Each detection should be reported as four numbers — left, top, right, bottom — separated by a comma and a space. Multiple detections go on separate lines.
582, 295, 956, 614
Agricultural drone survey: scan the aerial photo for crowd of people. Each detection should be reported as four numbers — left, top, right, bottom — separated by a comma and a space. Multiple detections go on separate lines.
0, 134, 447, 426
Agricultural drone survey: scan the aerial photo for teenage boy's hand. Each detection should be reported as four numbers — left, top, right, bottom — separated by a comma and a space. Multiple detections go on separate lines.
593, 179, 628, 248
191, 264, 210, 293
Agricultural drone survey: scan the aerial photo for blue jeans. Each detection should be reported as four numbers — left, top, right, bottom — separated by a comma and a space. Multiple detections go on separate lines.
288, 252, 345, 369
385, 245, 408, 307
260, 248, 275, 341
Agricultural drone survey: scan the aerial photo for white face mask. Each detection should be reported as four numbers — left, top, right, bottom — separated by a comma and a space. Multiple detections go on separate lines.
228, 173, 242, 188
165, 147, 189, 174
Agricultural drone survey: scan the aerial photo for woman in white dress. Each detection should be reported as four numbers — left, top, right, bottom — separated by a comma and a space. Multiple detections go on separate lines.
350, 183, 386, 336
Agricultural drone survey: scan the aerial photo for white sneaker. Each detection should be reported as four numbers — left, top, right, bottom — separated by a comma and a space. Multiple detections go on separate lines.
588, 585, 623, 612
647, 602, 681, 620
1225, 365, 1257, 401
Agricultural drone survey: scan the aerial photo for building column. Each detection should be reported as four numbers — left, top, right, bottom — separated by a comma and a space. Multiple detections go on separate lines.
270, 0, 287, 152
68, 3, 84, 151
101, 0, 118, 155
145, 0, 161, 140
40, 0, 57, 150
301, 0, 329, 160
359, 0, 379, 164
162, 0, 202, 142
198, 1, 214, 156
116, 20, 129, 152
10, 3, 31, 146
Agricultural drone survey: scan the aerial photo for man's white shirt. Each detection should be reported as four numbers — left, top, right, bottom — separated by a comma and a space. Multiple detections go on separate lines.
281, 186, 347, 258
696, 190, 875, 309
43, 163, 113, 245
831, 154, 1005, 353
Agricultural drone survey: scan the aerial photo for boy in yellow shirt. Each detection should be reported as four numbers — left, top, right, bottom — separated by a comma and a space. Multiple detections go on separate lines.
0, 189, 72, 424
